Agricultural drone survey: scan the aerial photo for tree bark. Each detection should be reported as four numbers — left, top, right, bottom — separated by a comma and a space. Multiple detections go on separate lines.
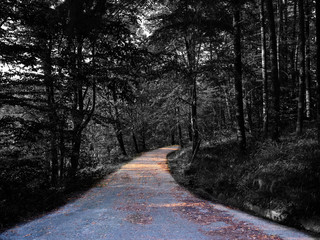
266, 0, 281, 141
224, 88, 233, 128
283, 0, 289, 84
178, 124, 183, 148
141, 129, 147, 151
305, 0, 311, 119
43, 40, 59, 185
185, 34, 199, 153
70, 135, 81, 174
296, 0, 306, 136
116, 130, 127, 156
260, 0, 269, 138
233, 5, 246, 151
70, 40, 84, 174
177, 107, 183, 148
112, 88, 127, 156
59, 120, 66, 181
316, 0, 320, 143
188, 119, 193, 141
132, 132, 139, 153
246, 94, 253, 134
171, 128, 175, 145
277, 0, 283, 84
191, 81, 198, 152
290, 0, 298, 94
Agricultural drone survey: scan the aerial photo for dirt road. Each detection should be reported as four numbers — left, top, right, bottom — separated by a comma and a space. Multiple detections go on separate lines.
0, 146, 314, 239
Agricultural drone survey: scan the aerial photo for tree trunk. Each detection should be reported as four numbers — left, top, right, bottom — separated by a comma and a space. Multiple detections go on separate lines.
233, 5, 246, 151
185, 34, 199, 153
316, 0, 320, 143
70, 41, 84, 174
305, 0, 311, 119
224, 88, 233, 127
191, 79, 199, 153
49, 131, 59, 185
290, 0, 298, 94
132, 132, 139, 153
283, 0, 289, 84
43, 41, 59, 185
59, 121, 66, 181
277, 0, 283, 84
112, 88, 127, 156
260, 0, 269, 138
266, 0, 281, 141
296, 0, 306, 136
171, 129, 175, 145
141, 129, 147, 151
177, 107, 183, 148
70, 135, 81, 175
178, 124, 183, 148
188, 121, 193, 141
67, 4, 96, 176
246, 94, 253, 134
116, 129, 127, 156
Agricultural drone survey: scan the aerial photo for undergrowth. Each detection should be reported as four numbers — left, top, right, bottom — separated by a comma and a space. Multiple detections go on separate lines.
0, 154, 131, 232
168, 130, 320, 232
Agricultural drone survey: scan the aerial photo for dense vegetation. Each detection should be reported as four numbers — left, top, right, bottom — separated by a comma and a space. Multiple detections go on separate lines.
1, 0, 320, 234
168, 130, 320, 233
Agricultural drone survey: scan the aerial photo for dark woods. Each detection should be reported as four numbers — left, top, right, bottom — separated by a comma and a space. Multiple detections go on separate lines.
1, 0, 320, 232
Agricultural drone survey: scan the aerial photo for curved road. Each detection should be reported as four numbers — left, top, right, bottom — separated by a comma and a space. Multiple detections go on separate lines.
0, 146, 314, 240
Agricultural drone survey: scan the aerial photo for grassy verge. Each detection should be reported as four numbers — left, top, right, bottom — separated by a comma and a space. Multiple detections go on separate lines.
168, 131, 320, 235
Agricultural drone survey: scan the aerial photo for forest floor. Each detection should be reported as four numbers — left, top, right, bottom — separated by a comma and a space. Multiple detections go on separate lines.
0, 146, 313, 240
168, 130, 320, 237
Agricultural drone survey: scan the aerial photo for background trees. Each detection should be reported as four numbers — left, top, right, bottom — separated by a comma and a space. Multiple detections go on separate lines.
147, 0, 320, 146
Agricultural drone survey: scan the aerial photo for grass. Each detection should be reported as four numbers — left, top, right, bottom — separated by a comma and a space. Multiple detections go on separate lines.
168, 130, 320, 234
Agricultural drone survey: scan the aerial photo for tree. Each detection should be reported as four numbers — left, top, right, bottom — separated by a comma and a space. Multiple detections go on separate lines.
296, 0, 306, 136
265, 0, 281, 141
260, 0, 269, 138
63, 0, 107, 174
148, 0, 232, 153
233, 2, 246, 151
317, 0, 320, 143
305, 0, 311, 119
1, 0, 65, 184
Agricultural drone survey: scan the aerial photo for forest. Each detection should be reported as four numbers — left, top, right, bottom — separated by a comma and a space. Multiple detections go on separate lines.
1, 0, 320, 234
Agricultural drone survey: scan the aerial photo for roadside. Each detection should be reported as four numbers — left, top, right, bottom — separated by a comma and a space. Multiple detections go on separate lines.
0, 155, 132, 233
167, 133, 320, 237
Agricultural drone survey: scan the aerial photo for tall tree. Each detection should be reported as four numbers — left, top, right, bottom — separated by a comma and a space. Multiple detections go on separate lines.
260, 0, 269, 138
14, 1, 63, 184
42, 34, 59, 185
277, 0, 283, 84
265, 0, 281, 141
233, 3, 246, 151
64, 0, 102, 174
296, 0, 306, 136
317, 0, 320, 143
305, 0, 311, 119
185, 27, 199, 153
